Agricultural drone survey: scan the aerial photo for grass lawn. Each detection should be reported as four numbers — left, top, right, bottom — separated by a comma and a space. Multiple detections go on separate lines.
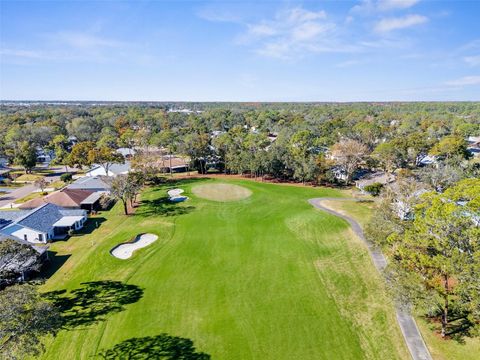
319, 199, 375, 227
14, 191, 49, 204
320, 198, 480, 360
40, 178, 410, 360
14, 173, 45, 182
49, 180, 66, 189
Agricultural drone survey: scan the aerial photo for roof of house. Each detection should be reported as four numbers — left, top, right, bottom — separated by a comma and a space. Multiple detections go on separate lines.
0, 203, 86, 234
467, 136, 480, 144
0, 210, 31, 230
80, 191, 105, 205
156, 156, 189, 169
19, 188, 94, 209
87, 161, 131, 175
116, 148, 136, 157
67, 176, 111, 191
0, 167, 11, 175
356, 172, 396, 188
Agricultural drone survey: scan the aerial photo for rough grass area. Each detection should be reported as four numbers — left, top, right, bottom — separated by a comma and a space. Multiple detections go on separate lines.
49, 180, 66, 189
15, 173, 45, 182
191, 182, 252, 202
320, 199, 375, 227
39, 179, 409, 360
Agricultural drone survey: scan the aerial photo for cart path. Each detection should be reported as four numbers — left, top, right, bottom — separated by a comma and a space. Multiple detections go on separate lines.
308, 198, 432, 360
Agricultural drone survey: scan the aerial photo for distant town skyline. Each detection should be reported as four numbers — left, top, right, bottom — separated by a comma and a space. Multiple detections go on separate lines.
1, 0, 479, 101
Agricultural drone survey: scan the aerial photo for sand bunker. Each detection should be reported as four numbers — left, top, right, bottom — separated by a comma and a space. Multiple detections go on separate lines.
168, 188, 184, 197
111, 233, 158, 260
192, 183, 252, 202
168, 188, 188, 202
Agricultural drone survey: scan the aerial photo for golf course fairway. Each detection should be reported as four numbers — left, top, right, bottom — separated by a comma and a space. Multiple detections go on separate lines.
40, 178, 410, 360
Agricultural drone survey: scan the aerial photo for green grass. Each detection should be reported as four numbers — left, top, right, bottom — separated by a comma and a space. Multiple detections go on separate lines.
49, 180, 66, 189
40, 178, 409, 360
320, 199, 375, 227
14, 173, 45, 182
14, 191, 49, 204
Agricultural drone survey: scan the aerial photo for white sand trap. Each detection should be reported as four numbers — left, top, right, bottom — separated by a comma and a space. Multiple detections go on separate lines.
167, 188, 184, 197
167, 188, 188, 202
111, 233, 158, 260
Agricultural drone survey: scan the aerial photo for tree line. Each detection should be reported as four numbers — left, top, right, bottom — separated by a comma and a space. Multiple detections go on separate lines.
1, 102, 479, 184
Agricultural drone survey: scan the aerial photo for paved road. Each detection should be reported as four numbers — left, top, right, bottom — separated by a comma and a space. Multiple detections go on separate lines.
308, 198, 432, 360
0, 166, 71, 208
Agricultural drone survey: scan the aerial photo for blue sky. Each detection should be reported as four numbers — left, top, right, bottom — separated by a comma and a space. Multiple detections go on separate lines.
1, 0, 479, 101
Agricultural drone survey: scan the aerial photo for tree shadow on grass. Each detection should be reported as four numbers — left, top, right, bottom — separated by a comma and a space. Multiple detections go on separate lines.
42, 251, 71, 279
43, 280, 143, 329
425, 312, 476, 344
74, 217, 107, 236
138, 196, 195, 217
97, 333, 210, 359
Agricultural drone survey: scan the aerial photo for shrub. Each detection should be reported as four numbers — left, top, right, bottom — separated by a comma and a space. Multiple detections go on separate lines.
363, 182, 383, 196
60, 173, 73, 182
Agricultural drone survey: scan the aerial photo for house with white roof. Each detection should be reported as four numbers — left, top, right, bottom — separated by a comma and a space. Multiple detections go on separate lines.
116, 148, 136, 158
86, 161, 131, 177
0, 203, 87, 243
466, 136, 480, 158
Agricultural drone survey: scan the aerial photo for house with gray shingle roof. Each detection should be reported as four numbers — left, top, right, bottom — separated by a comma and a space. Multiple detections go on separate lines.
0, 203, 87, 243
66, 176, 111, 192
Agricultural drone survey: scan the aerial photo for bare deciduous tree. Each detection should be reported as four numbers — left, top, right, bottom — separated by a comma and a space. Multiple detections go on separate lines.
330, 139, 368, 184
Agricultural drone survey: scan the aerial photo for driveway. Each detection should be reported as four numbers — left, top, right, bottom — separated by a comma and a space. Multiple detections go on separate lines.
0, 165, 75, 208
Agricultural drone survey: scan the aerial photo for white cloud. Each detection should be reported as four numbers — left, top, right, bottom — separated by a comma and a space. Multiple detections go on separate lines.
0, 48, 51, 59
446, 75, 480, 86
374, 14, 428, 33
0, 30, 153, 65
247, 23, 277, 37
196, 6, 244, 23
378, 0, 421, 11
352, 0, 421, 13
237, 7, 354, 59
464, 55, 480, 66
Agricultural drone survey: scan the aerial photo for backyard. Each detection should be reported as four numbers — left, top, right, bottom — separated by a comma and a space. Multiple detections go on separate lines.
39, 179, 412, 359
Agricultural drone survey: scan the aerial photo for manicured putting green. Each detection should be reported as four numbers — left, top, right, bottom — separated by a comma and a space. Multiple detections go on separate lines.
191, 182, 252, 202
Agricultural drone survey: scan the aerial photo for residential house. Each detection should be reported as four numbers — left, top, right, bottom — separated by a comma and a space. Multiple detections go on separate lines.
117, 148, 136, 159
36, 147, 54, 163
0, 166, 11, 181
0, 203, 87, 243
467, 136, 480, 158
86, 161, 131, 177
67, 176, 111, 193
418, 155, 437, 166
19, 188, 102, 212
0, 156, 8, 167
355, 172, 396, 192
331, 167, 369, 183
391, 188, 429, 220
157, 155, 189, 173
